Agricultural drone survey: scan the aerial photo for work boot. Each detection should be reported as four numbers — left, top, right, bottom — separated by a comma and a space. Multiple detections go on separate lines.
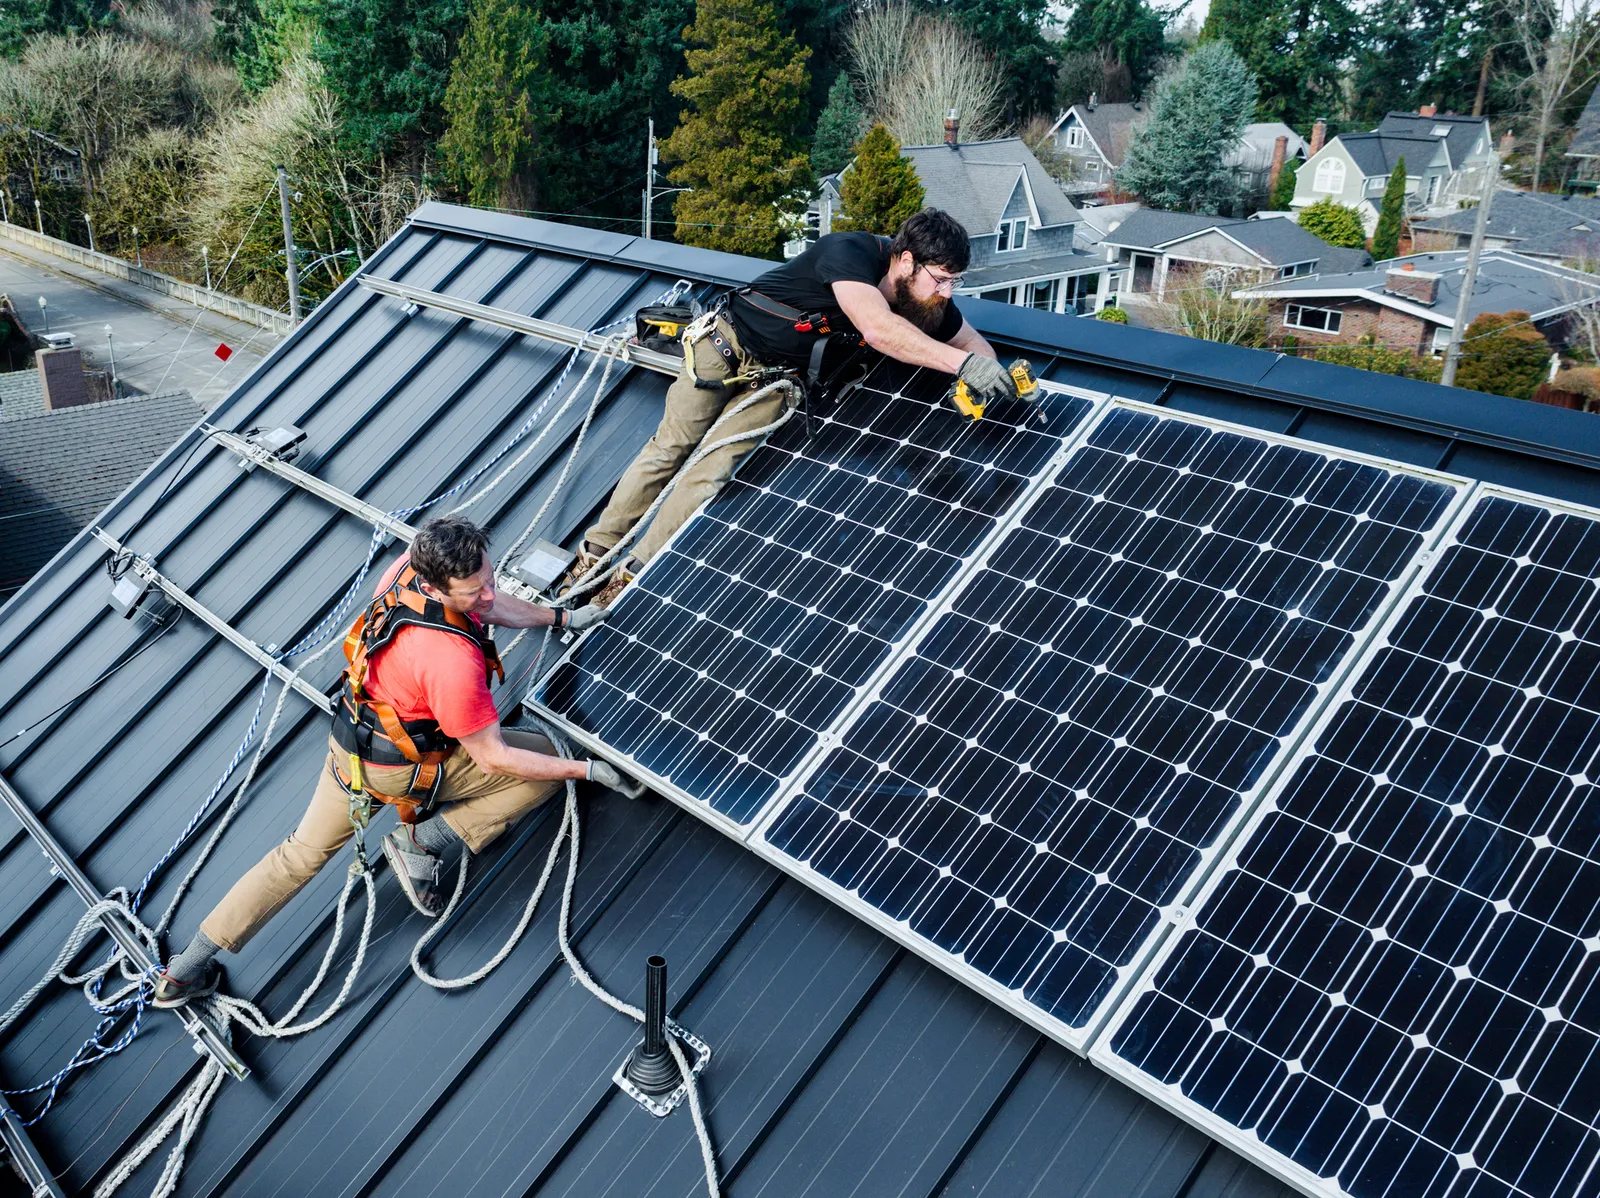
592, 561, 638, 609
151, 961, 222, 1009
555, 544, 604, 599
382, 826, 448, 918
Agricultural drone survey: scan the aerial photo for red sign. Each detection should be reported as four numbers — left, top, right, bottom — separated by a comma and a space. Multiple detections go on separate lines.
214, 343, 233, 362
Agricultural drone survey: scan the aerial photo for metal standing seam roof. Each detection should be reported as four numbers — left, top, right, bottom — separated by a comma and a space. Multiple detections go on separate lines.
4, 202, 1600, 1198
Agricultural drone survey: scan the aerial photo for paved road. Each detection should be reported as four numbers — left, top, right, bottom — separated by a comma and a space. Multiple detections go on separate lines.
0, 237, 281, 410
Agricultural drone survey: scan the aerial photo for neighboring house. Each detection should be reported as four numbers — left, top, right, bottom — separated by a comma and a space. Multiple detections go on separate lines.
1412, 190, 1600, 264
1227, 122, 1308, 212
1101, 208, 1371, 303
1293, 109, 1495, 233
795, 121, 1126, 315
0, 385, 201, 595
1073, 201, 1142, 254
1566, 85, 1600, 192
0, 122, 83, 220
1236, 249, 1600, 357
1043, 98, 1146, 199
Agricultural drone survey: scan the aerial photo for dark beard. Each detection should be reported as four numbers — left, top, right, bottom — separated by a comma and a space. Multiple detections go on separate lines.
891, 275, 950, 335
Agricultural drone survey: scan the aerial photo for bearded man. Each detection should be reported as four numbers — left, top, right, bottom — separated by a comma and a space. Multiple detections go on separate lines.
574, 207, 1020, 605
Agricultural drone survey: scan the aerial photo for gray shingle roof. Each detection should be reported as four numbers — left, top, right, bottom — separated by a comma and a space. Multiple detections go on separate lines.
1336, 132, 1443, 178
961, 248, 1110, 289
0, 390, 201, 593
1375, 112, 1490, 169
1102, 210, 1369, 268
1074, 102, 1145, 169
1225, 122, 1308, 172
1241, 250, 1600, 325
903, 138, 1080, 235
0, 369, 46, 421
1415, 189, 1600, 261
1569, 86, 1600, 157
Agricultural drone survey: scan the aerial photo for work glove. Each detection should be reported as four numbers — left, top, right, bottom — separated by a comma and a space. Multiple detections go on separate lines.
564, 604, 611, 632
587, 758, 647, 799
957, 353, 1019, 406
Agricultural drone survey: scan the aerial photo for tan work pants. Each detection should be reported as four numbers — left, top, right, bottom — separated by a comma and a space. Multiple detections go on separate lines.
585, 316, 792, 564
200, 730, 559, 951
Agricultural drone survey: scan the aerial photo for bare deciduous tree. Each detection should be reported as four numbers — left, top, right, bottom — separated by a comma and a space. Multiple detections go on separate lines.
845, 2, 1006, 146
1151, 271, 1270, 347
1507, 0, 1600, 193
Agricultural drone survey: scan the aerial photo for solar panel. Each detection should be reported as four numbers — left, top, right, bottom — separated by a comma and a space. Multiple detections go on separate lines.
1096, 487, 1600, 1198
755, 403, 1467, 1046
532, 361, 1098, 828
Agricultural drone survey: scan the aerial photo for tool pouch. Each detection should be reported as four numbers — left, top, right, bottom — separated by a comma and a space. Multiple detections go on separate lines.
635, 305, 694, 355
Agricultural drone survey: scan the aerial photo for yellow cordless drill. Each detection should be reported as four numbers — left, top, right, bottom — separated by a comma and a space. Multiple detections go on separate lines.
951, 358, 1039, 420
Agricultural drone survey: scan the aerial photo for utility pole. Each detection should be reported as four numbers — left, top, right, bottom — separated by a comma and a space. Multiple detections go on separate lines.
83, 212, 95, 253
642, 119, 656, 240
1441, 154, 1499, 389
202, 244, 212, 290
104, 324, 117, 396
277, 164, 301, 323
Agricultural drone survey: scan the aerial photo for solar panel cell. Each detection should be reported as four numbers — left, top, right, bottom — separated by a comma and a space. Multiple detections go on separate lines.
762, 404, 1463, 1042
1099, 487, 1600, 1198
535, 365, 1095, 827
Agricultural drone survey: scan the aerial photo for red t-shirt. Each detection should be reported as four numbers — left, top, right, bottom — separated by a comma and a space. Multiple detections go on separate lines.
364, 555, 500, 740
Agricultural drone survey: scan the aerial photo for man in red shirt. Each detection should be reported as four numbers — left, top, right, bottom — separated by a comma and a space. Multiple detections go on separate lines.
153, 516, 634, 1007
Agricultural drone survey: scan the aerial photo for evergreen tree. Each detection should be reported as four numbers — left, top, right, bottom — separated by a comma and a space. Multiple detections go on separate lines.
1348, 0, 1446, 124
812, 73, 863, 177
1117, 42, 1257, 214
1269, 157, 1297, 210
1298, 197, 1367, 248
661, 0, 811, 258
0, 0, 113, 58
1370, 157, 1406, 261
1455, 312, 1551, 401
440, 0, 554, 210
833, 123, 924, 235
1200, 0, 1355, 130
1062, 0, 1169, 98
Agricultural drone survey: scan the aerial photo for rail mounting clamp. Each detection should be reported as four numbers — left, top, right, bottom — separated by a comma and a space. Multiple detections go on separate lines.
613, 1019, 711, 1118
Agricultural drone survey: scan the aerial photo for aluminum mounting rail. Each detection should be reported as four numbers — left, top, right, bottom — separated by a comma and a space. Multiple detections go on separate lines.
90, 529, 333, 716
0, 769, 248, 1080
205, 427, 416, 546
0, 1088, 64, 1198
358, 275, 684, 379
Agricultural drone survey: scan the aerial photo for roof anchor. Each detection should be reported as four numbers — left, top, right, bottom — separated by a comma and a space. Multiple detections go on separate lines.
614, 955, 711, 1118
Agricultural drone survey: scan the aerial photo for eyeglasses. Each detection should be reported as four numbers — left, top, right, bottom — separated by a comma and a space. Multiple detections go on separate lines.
915, 262, 964, 294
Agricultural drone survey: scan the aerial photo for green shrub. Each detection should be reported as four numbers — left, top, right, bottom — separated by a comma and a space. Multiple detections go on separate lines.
1299, 197, 1367, 249
1453, 311, 1551, 400
1096, 304, 1128, 323
1310, 341, 1443, 383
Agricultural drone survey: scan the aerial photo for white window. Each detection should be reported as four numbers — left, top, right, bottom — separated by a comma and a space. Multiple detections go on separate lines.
978, 286, 1015, 304
1426, 174, 1442, 203
1431, 124, 1450, 137
1313, 158, 1346, 194
1028, 279, 1059, 310
1284, 304, 1343, 333
1065, 125, 1084, 149
1279, 261, 1314, 278
996, 218, 1028, 252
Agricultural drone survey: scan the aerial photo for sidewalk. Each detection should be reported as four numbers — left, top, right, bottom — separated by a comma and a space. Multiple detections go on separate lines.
0, 235, 280, 410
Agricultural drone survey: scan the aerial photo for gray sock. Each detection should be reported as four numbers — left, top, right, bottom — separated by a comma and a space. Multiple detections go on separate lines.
166, 930, 220, 983
410, 816, 462, 857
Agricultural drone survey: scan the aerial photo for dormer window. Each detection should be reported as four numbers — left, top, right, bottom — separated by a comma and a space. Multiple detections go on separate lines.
997, 218, 1028, 252
1065, 125, 1084, 149
1431, 124, 1450, 136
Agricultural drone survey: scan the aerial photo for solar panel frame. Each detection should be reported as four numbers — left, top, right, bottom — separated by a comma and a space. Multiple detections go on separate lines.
526, 371, 1114, 838
1085, 479, 1600, 1198
748, 399, 1474, 1052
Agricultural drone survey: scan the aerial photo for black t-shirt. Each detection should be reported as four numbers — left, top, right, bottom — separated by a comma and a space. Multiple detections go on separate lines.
728, 231, 964, 368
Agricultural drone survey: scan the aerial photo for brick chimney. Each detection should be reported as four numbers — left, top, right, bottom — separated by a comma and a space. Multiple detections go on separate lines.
1499, 129, 1515, 155
1383, 265, 1440, 306
944, 109, 960, 147
1420, 104, 1438, 118
36, 336, 89, 410
1268, 135, 1288, 198
1087, 92, 1098, 111
1310, 119, 1327, 155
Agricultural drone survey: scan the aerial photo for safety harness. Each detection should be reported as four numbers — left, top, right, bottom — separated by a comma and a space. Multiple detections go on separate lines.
331, 563, 504, 824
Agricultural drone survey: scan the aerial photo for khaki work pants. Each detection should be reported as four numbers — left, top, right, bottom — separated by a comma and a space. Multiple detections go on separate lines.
585, 316, 792, 564
200, 730, 559, 951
